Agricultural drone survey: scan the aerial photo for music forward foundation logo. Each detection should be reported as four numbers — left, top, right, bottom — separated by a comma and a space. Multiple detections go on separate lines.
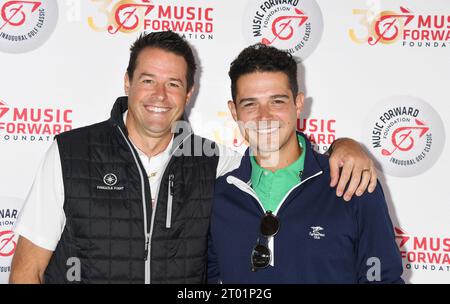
363, 96, 445, 177
243, 0, 323, 60
0, 197, 22, 283
395, 227, 450, 273
349, 6, 450, 48
87, 0, 214, 40
0, 0, 58, 53
0, 98, 73, 142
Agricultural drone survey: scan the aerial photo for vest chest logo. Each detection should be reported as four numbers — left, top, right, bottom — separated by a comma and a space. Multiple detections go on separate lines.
103, 173, 117, 186
309, 226, 325, 240
96, 173, 124, 191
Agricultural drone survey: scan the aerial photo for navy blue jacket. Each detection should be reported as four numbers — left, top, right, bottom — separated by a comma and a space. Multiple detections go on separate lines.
208, 133, 404, 284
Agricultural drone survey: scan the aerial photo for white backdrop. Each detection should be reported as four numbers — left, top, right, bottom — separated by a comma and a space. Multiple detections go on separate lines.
0, 0, 448, 283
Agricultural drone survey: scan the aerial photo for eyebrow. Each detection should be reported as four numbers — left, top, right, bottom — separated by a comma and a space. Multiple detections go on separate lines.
139, 73, 185, 87
238, 97, 258, 104
168, 77, 185, 87
139, 73, 156, 79
238, 94, 289, 104
270, 94, 289, 100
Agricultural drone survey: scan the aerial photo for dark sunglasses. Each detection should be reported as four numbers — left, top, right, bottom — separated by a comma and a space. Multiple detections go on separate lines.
251, 211, 280, 271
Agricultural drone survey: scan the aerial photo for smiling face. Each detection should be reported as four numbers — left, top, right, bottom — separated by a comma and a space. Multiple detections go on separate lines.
228, 71, 304, 156
124, 47, 193, 141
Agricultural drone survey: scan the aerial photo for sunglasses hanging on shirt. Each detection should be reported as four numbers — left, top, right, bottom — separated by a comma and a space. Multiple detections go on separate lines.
251, 210, 280, 271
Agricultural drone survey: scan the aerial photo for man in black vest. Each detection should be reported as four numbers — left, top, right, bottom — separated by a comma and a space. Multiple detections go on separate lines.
10, 31, 377, 283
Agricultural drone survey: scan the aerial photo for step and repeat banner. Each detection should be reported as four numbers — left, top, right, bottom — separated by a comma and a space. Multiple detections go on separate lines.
0, 0, 448, 283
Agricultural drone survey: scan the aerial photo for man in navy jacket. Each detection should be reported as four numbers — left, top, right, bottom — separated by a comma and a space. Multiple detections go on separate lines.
208, 44, 404, 284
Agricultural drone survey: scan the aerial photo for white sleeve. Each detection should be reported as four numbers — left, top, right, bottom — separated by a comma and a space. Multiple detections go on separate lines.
216, 144, 243, 178
13, 141, 66, 251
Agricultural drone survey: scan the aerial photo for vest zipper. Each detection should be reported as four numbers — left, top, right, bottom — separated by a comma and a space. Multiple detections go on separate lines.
144, 235, 150, 265
166, 174, 174, 229
116, 126, 151, 283
148, 132, 193, 283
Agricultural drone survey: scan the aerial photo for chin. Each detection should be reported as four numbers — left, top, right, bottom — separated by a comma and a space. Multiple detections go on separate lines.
249, 140, 280, 153
257, 146, 281, 154
145, 125, 172, 136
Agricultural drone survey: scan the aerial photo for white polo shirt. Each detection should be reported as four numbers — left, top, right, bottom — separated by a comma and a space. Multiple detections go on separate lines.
14, 116, 242, 251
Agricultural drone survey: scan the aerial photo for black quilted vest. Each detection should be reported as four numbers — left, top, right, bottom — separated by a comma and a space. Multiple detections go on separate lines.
44, 97, 219, 283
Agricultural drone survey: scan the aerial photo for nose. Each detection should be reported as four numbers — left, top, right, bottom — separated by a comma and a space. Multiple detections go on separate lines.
152, 83, 168, 102
257, 103, 273, 121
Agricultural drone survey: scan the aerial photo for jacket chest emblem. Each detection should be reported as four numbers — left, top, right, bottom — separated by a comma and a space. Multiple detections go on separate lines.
309, 226, 325, 240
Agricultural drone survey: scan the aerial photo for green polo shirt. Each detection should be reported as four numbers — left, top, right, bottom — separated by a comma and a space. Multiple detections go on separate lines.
250, 135, 306, 212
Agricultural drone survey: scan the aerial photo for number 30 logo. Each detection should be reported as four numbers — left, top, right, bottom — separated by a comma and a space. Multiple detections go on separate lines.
349, 7, 414, 46
88, 0, 154, 34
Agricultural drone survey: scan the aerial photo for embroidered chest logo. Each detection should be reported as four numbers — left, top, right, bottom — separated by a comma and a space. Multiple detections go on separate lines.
103, 173, 117, 186
97, 173, 124, 191
309, 226, 325, 240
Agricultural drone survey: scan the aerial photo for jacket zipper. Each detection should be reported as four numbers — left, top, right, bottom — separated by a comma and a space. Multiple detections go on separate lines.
226, 170, 323, 266
226, 177, 266, 214
226, 171, 323, 216
116, 126, 151, 283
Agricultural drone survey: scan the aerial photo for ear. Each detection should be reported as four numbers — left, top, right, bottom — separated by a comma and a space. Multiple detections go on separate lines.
227, 100, 238, 122
295, 92, 305, 118
185, 86, 195, 105
124, 73, 130, 95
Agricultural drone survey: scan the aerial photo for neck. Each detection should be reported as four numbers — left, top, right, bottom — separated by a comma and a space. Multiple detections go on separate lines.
129, 132, 173, 157
126, 117, 172, 158
253, 133, 301, 172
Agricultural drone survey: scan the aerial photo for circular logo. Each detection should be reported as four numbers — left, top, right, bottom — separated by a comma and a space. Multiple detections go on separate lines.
103, 173, 118, 186
0, 230, 16, 257
363, 96, 446, 177
0, 0, 59, 53
243, 0, 323, 60
0, 196, 22, 283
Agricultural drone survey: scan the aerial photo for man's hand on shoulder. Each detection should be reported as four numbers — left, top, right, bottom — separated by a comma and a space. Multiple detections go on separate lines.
328, 138, 377, 202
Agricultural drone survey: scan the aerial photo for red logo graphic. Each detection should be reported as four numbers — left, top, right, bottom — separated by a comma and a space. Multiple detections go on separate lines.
108, 0, 154, 34
395, 227, 410, 248
351, 6, 450, 48
0, 230, 16, 257
262, 8, 308, 45
233, 135, 246, 148
89, 0, 214, 38
297, 118, 336, 152
0, 100, 9, 119
381, 119, 429, 157
368, 7, 414, 45
395, 227, 450, 268
0, 0, 41, 31
0, 99, 73, 140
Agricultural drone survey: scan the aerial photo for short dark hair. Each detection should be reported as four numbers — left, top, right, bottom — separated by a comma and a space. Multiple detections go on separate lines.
127, 31, 196, 91
228, 43, 298, 101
